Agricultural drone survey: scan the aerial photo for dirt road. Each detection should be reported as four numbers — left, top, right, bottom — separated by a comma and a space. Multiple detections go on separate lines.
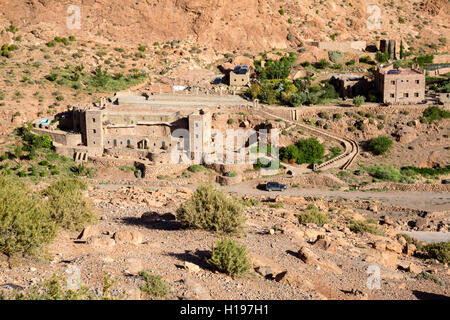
224, 181, 450, 212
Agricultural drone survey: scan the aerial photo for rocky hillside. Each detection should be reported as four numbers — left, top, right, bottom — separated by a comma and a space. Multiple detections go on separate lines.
0, 0, 449, 53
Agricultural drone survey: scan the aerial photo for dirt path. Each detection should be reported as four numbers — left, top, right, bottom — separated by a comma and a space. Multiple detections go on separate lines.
224, 180, 450, 212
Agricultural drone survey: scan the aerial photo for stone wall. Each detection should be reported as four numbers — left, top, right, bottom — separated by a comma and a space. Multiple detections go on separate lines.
32, 128, 82, 146
310, 41, 366, 52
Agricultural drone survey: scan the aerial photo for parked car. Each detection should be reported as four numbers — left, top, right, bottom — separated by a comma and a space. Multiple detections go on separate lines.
265, 182, 287, 191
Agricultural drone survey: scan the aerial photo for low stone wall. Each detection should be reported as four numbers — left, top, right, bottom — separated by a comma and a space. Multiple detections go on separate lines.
33, 128, 81, 146
53, 143, 103, 158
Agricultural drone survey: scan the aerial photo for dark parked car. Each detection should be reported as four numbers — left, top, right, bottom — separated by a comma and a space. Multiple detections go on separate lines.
265, 182, 287, 191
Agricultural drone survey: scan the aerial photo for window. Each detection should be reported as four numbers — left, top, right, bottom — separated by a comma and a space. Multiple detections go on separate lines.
93, 129, 96, 134
391, 80, 395, 85
404, 93, 409, 98
127, 139, 131, 146
414, 93, 419, 97
416, 80, 420, 84
93, 118, 96, 123
390, 93, 395, 98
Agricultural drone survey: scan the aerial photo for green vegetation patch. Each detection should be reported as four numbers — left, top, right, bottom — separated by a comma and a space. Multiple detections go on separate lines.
298, 205, 329, 226
207, 238, 251, 277
176, 184, 245, 235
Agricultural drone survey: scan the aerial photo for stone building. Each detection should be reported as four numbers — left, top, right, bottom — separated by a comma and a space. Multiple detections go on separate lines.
329, 74, 370, 98
35, 92, 212, 162
438, 92, 450, 105
229, 65, 250, 87
374, 66, 425, 104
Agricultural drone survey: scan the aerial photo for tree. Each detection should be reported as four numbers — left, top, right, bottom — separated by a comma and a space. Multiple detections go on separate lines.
400, 40, 405, 59
367, 135, 393, 155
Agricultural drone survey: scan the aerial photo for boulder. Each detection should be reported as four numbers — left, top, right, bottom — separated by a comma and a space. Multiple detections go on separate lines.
88, 236, 116, 249
407, 263, 422, 274
113, 230, 144, 245
77, 225, 99, 241
183, 261, 201, 273
403, 243, 417, 256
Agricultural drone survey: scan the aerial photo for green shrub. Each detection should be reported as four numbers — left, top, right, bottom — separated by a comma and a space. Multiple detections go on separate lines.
279, 137, 325, 165
187, 164, 205, 173
0, 175, 57, 257
298, 205, 329, 226
353, 95, 365, 107
0, 274, 94, 300
42, 178, 96, 231
70, 164, 94, 177
423, 242, 449, 264
315, 59, 330, 69
349, 220, 384, 235
367, 165, 410, 183
176, 184, 245, 234
207, 238, 251, 276
328, 50, 343, 64
138, 271, 169, 299
421, 106, 450, 123
400, 165, 450, 178
367, 135, 393, 155
415, 271, 444, 286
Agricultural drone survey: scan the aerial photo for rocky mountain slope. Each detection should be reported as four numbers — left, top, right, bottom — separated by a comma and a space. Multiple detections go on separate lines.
1, 0, 449, 52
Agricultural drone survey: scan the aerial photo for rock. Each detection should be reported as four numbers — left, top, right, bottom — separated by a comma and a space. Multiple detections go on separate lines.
77, 225, 99, 241
297, 246, 342, 274
182, 276, 211, 300
113, 230, 143, 245
304, 229, 325, 242
251, 254, 284, 275
368, 204, 378, 213
398, 236, 407, 246
364, 250, 399, 269
88, 236, 116, 249
381, 216, 394, 226
403, 243, 416, 256
269, 228, 275, 235
372, 240, 387, 251
414, 218, 429, 230
407, 263, 421, 274
124, 258, 143, 275
342, 227, 352, 235
386, 241, 403, 254
183, 261, 201, 273
298, 246, 319, 265
313, 238, 337, 254
254, 266, 273, 277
